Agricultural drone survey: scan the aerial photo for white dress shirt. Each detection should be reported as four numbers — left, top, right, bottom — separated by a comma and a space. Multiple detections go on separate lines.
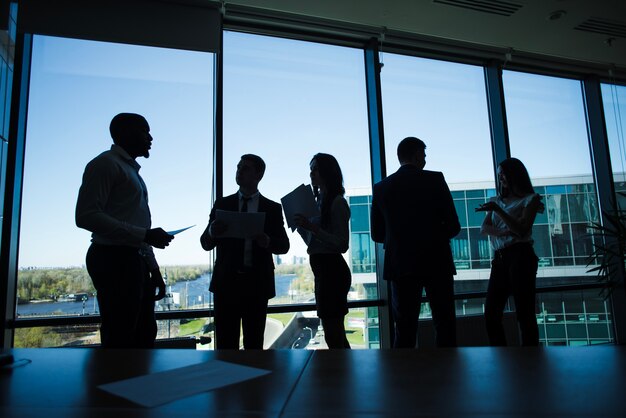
76, 144, 157, 269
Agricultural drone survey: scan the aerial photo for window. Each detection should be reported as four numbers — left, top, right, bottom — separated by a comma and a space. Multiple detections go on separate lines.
503, 70, 599, 277
501, 70, 610, 346
16, 36, 214, 343
222, 31, 373, 309
379, 53, 495, 292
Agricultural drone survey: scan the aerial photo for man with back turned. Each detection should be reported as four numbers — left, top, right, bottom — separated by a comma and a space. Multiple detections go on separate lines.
371, 137, 460, 348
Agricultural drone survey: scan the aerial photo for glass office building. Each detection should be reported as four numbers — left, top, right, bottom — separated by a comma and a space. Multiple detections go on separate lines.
348, 174, 618, 346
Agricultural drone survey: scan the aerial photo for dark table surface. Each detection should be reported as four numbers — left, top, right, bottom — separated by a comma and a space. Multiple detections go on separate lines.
1, 346, 625, 417
286, 346, 626, 417
1, 348, 312, 417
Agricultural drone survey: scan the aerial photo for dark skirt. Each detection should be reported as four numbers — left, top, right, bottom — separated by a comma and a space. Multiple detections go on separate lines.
310, 253, 352, 319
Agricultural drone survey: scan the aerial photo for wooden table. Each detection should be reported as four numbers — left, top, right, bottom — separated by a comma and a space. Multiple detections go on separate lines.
286, 346, 626, 417
1, 346, 625, 417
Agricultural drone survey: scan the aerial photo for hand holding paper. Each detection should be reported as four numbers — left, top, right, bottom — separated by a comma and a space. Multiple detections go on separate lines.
281, 184, 320, 232
166, 225, 196, 235
209, 220, 228, 237
214, 210, 266, 239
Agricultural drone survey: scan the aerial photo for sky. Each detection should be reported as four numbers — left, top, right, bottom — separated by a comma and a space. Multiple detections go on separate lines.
16, 32, 626, 268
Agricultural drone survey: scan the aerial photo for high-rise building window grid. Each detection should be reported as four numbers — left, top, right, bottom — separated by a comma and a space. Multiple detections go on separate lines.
349, 195, 376, 274
447, 184, 600, 272
537, 297, 613, 346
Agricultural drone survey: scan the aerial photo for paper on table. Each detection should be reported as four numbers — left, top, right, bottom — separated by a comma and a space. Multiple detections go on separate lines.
98, 360, 271, 408
215, 210, 265, 239
281, 184, 320, 232
166, 225, 196, 235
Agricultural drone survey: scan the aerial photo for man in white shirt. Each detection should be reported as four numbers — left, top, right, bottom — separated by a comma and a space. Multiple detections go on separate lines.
76, 113, 173, 348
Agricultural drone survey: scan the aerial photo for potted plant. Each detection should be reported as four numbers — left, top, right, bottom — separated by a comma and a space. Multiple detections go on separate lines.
587, 193, 626, 297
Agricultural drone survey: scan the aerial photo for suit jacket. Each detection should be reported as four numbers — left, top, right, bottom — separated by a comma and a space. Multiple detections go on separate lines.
200, 193, 289, 299
370, 165, 460, 281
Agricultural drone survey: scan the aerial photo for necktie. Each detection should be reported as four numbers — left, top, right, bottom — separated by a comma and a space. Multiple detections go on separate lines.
240, 196, 251, 268
241, 196, 251, 212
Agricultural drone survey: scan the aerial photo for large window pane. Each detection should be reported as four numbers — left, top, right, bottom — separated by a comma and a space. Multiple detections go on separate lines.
380, 53, 495, 294
503, 70, 599, 282
222, 31, 373, 310
381, 54, 493, 184
17, 36, 214, 325
504, 71, 592, 178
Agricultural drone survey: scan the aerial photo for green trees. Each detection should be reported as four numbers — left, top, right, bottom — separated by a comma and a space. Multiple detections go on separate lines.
17, 268, 93, 301
14, 327, 63, 348
162, 265, 210, 284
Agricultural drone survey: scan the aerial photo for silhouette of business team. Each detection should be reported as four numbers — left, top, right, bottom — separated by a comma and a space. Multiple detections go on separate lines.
77, 113, 544, 349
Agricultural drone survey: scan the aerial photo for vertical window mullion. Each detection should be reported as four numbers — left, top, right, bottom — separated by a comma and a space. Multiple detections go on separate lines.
483, 63, 510, 171
213, 28, 224, 202
1, 31, 32, 348
364, 38, 391, 349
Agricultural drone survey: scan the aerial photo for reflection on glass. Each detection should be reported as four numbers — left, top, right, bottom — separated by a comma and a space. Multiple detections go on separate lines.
17, 36, 214, 318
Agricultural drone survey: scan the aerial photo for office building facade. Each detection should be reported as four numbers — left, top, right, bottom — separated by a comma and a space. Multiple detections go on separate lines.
349, 174, 619, 346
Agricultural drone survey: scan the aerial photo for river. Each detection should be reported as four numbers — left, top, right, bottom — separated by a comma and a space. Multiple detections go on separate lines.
16, 273, 297, 317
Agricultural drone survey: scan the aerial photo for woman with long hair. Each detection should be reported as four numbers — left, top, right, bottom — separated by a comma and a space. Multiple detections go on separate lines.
476, 157, 544, 346
294, 153, 351, 349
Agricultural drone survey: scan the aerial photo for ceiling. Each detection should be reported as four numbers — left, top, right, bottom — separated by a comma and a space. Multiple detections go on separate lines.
225, 0, 626, 74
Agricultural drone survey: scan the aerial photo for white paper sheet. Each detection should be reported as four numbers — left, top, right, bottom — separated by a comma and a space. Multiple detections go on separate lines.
215, 210, 265, 238
98, 360, 271, 407
166, 225, 196, 235
281, 184, 320, 232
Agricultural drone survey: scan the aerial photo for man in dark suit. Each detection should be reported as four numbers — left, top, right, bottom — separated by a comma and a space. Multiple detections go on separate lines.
371, 137, 460, 348
200, 154, 289, 349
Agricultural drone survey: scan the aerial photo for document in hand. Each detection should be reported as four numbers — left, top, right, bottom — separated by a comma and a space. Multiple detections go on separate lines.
166, 225, 196, 235
281, 184, 320, 232
215, 210, 266, 239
